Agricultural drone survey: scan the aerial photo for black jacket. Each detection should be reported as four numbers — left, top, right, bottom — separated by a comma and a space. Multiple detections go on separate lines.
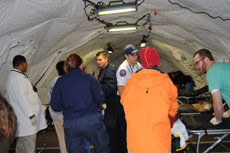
97, 63, 120, 109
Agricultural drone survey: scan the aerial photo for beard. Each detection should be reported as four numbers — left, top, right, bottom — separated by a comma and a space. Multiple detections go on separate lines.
200, 62, 207, 73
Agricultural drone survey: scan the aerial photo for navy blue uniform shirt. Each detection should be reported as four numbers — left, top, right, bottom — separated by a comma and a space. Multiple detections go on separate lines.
51, 68, 105, 120
97, 63, 121, 112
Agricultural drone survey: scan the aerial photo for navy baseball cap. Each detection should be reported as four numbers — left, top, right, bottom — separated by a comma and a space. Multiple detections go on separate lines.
124, 44, 138, 55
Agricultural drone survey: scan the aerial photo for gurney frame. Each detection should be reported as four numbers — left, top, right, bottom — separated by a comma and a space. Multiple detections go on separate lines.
187, 129, 230, 153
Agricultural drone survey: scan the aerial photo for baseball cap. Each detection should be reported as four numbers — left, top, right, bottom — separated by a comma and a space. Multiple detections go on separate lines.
124, 44, 138, 55
140, 47, 160, 68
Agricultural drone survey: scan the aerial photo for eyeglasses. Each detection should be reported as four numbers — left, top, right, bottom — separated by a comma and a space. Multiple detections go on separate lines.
195, 57, 205, 66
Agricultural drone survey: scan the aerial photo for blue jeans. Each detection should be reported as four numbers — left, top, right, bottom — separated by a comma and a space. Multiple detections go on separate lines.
64, 113, 110, 153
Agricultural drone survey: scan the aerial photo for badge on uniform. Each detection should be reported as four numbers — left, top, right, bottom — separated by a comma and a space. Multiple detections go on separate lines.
120, 69, 126, 77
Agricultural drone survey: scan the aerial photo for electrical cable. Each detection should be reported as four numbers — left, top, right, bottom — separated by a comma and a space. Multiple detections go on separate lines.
137, 0, 145, 6
33, 57, 57, 87
168, 0, 230, 21
94, 17, 107, 24
136, 13, 151, 24
83, 3, 96, 19
83, 0, 108, 24
97, 1, 106, 7
83, 0, 151, 30
33, 51, 62, 87
0, 42, 20, 70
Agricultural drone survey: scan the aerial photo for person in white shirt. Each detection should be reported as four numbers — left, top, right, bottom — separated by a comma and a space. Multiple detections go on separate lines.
116, 44, 142, 96
6, 55, 47, 153
48, 61, 67, 153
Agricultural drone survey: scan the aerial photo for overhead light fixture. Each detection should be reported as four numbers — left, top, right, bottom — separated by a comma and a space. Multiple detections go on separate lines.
107, 43, 113, 54
106, 21, 137, 32
97, 2, 137, 16
139, 14, 152, 47
140, 36, 147, 47
83, 1, 151, 33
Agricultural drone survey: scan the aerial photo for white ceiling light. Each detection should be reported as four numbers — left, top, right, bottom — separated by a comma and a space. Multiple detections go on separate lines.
97, 2, 137, 16
106, 22, 137, 32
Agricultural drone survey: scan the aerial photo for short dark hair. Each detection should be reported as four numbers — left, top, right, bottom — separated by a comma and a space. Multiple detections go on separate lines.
56, 61, 65, 76
193, 49, 215, 61
13, 55, 26, 67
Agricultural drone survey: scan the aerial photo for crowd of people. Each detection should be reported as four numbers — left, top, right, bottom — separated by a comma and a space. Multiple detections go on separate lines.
0, 46, 229, 153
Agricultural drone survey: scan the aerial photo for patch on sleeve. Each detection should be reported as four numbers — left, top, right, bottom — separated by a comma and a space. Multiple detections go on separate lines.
120, 69, 126, 77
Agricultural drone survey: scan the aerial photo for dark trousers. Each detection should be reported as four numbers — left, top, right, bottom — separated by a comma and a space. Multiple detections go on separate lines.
104, 104, 127, 153
64, 113, 110, 153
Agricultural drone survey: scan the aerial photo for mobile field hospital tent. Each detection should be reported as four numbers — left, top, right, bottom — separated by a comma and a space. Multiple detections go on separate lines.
0, 0, 230, 104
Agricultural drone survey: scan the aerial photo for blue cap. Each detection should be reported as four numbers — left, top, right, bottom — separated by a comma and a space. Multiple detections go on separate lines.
124, 44, 138, 55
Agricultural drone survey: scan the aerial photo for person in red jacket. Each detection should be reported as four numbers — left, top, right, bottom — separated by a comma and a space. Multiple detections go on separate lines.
121, 47, 179, 153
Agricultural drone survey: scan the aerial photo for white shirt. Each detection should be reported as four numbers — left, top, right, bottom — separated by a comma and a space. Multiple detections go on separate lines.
48, 76, 63, 119
116, 60, 142, 86
6, 68, 47, 137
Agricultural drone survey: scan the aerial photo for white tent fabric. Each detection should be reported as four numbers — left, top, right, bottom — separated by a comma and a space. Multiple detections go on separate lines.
0, 0, 230, 104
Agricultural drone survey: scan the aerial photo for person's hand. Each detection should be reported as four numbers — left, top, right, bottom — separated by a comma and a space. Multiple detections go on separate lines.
222, 111, 230, 118
210, 117, 222, 125
30, 114, 37, 126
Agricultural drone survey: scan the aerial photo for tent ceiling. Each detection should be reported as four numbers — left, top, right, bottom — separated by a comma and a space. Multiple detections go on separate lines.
0, 0, 230, 103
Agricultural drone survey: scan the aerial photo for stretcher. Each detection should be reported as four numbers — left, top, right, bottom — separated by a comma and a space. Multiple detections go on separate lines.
180, 113, 230, 153
177, 95, 211, 105
177, 86, 210, 104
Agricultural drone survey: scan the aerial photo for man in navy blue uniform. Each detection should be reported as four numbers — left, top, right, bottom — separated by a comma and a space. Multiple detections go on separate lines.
96, 51, 127, 153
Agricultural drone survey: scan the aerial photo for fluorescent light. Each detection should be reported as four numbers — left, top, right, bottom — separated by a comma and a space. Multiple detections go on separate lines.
106, 23, 137, 32
97, 2, 137, 16
108, 27, 137, 32
140, 42, 146, 47
98, 8, 136, 15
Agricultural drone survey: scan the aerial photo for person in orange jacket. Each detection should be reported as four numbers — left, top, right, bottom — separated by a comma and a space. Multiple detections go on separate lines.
121, 47, 179, 153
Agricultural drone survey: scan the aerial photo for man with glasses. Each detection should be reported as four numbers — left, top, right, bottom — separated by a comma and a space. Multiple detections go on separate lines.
116, 44, 142, 96
193, 49, 230, 125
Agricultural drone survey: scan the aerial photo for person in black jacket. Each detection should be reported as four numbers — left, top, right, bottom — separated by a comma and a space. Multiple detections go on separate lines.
96, 51, 127, 153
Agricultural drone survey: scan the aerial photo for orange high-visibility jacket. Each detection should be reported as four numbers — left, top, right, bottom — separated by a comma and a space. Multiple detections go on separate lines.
121, 69, 179, 153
